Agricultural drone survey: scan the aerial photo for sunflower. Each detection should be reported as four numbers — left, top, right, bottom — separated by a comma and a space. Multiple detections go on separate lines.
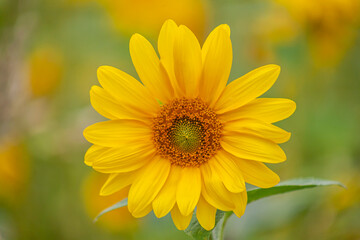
83, 19, 296, 231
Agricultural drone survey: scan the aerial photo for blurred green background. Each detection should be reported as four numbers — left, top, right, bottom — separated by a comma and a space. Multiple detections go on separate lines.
0, 0, 359, 239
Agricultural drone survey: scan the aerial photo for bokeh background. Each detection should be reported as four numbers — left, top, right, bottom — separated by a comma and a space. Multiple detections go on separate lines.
1, 0, 359, 239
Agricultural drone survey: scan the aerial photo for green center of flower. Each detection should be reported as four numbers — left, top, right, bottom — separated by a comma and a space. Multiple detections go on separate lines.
170, 118, 202, 153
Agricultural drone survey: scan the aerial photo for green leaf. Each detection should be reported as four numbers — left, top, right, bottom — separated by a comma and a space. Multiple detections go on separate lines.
184, 210, 225, 240
185, 178, 344, 240
93, 198, 128, 222
247, 178, 345, 204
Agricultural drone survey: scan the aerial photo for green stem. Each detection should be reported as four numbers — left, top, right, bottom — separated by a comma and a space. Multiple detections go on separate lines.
211, 211, 233, 240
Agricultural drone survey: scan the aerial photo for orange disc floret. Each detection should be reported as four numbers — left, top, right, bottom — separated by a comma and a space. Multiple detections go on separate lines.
152, 98, 223, 167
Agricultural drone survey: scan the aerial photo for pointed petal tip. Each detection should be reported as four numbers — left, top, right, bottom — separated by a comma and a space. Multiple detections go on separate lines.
96, 65, 118, 80
99, 186, 110, 196
152, 198, 171, 218
218, 24, 230, 36
177, 24, 188, 33
96, 65, 105, 73
177, 24, 197, 36
258, 172, 280, 188
84, 159, 93, 167
152, 210, 163, 219
178, 204, 196, 217
201, 224, 214, 231
286, 131, 292, 142
130, 33, 141, 39
197, 215, 215, 231
97, 65, 111, 74
258, 64, 281, 76
171, 205, 193, 230
130, 33, 146, 45
289, 99, 297, 113
130, 205, 153, 218
89, 85, 97, 92
96, 66, 105, 78
233, 208, 246, 218
174, 224, 187, 231
163, 19, 178, 27
89, 85, 103, 97
274, 174, 280, 185
152, 206, 168, 219
267, 64, 281, 73
82, 125, 91, 141
196, 196, 217, 230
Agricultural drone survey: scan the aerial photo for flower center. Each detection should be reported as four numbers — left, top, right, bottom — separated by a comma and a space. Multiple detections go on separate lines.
170, 118, 202, 153
152, 98, 222, 167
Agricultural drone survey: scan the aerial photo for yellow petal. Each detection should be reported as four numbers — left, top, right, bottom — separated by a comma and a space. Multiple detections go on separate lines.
88, 144, 155, 173
158, 20, 182, 97
90, 85, 148, 121
171, 204, 193, 230
130, 34, 174, 102
222, 134, 286, 163
158, 19, 178, 63
83, 120, 152, 148
176, 167, 201, 216
196, 196, 216, 231
152, 165, 182, 218
100, 172, 137, 196
200, 24, 232, 107
200, 162, 234, 211
232, 190, 247, 218
131, 203, 152, 218
223, 118, 291, 143
220, 98, 296, 123
84, 145, 108, 166
97, 65, 159, 118
234, 158, 280, 188
128, 156, 171, 215
215, 65, 281, 114
202, 24, 230, 59
211, 151, 245, 193
173, 25, 202, 98
90, 86, 125, 120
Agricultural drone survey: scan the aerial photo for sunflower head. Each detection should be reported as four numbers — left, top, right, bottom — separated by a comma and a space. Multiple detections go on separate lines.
83, 19, 296, 231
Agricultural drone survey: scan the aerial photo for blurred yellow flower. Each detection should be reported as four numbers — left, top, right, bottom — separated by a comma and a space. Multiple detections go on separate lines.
97, 0, 210, 40
255, 9, 298, 45
331, 172, 360, 211
28, 46, 64, 97
275, 0, 360, 66
83, 19, 295, 230
83, 172, 137, 232
0, 140, 29, 204
251, 7, 299, 62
